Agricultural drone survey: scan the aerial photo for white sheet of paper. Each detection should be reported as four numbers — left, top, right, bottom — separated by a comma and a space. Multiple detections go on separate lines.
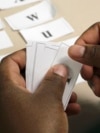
52, 43, 82, 109
63, 37, 85, 84
20, 18, 74, 42
0, 19, 5, 30
0, 0, 42, 9
0, 31, 13, 49
32, 42, 60, 92
5, 1, 56, 30
26, 41, 37, 91
26, 41, 82, 110
63, 36, 79, 46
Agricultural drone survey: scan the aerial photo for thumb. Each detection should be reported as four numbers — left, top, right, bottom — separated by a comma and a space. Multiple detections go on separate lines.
68, 44, 100, 68
34, 64, 68, 104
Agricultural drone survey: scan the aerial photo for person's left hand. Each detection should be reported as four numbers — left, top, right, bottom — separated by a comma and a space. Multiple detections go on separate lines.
68, 22, 100, 97
0, 49, 80, 133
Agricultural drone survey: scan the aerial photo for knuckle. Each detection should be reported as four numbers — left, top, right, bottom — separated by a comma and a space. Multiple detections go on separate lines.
83, 45, 100, 67
46, 74, 63, 85
42, 74, 65, 89
39, 74, 65, 101
84, 45, 98, 59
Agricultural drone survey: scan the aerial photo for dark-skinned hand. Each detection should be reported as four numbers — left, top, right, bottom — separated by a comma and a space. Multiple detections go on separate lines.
68, 22, 100, 97
0, 49, 80, 133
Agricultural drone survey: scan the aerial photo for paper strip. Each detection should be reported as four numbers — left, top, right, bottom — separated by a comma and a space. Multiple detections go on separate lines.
52, 43, 82, 109
26, 41, 82, 110
5, 1, 56, 30
20, 18, 74, 42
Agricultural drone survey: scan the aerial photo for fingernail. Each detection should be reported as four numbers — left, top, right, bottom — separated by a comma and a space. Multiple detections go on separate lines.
53, 64, 67, 78
70, 45, 85, 57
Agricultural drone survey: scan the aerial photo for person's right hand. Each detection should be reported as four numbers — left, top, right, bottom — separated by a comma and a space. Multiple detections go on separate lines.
68, 22, 100, 96
0, 50, 80, 133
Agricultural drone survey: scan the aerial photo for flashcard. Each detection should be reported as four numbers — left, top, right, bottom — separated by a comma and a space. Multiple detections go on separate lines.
20, 18, 74, 42
5, 1, 56, 30
63, 37, 85, 84
52, 43, 82, 109
0, 30, 13, 49
26, 41, 82, 110
32, 42, 60, 92
0, 0, 42, 10
63, 36, 79, 46
31, 42, 46, 91
26, 41, 37, 90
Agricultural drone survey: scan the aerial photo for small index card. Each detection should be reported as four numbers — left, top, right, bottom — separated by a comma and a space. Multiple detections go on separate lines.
20, 18, 74, 42
63, 37, 85, 84
5, 1, 56, 30
26, 41, 82, 110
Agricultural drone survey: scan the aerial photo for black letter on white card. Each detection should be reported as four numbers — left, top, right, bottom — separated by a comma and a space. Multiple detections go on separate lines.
15, 0, 24, 3
42, 31, 52, 38
26, 13, 38, 21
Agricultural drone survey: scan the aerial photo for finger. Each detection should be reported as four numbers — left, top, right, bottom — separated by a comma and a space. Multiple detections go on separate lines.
66, 103, 81, 116
66, 92, 81, 115
34, 64, 68, 105
0, 49, 26, 89
68, 44, 100, 68
81, 65, 93, 80
68, 92, 77, 103
75, 22, 100, 45
68, 22, 100, 67
90, 76, 100, 97
1, 49, 26, 69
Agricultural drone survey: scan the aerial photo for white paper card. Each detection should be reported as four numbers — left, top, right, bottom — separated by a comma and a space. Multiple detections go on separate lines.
26, 41, 82, 110
63, 36, 79, 46
32, 42, 59, 92
5, 1, 56, 30
63, 37, 85, 84
0, 31, 13, 49
20, 18, 74, 42
26, 42, 37, 90
0, 0, 42, 9
52, 43, 82, 109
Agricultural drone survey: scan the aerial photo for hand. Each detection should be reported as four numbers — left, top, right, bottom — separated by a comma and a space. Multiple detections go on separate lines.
0, 49, 80, 133
68, 22, 100, 96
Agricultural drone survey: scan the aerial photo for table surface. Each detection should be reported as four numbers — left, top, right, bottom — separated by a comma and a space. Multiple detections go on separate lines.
0, 0, 100, 55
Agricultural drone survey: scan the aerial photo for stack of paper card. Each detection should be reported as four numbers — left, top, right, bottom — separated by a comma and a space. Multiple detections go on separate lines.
26, 41, 82, 110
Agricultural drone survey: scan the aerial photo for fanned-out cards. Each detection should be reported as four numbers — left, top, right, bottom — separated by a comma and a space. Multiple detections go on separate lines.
26, 41, 82, 110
